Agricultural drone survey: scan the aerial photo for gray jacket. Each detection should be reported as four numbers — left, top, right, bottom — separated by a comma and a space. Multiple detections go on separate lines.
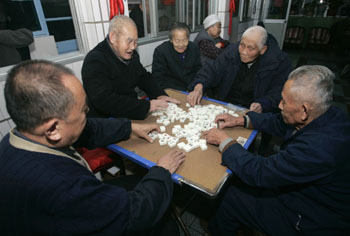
0, 28, 33, 67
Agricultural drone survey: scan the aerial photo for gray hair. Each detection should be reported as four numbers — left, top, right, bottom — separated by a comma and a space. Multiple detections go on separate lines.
242, 26, 267, 50
5, 60, 75, 132
288, 65, 334, 116
168, 22, 190, 40
108, 15, 136, 36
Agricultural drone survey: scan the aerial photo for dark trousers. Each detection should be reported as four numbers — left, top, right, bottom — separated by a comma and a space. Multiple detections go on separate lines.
105, 176, 179, 236
207, 184, 346, 236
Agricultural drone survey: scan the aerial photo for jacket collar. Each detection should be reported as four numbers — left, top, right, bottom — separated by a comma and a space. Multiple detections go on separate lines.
9, 130, 92, 172
284, 106, 348, 142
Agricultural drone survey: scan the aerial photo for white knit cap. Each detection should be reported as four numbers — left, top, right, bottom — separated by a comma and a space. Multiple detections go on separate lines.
203, 14, 221, 29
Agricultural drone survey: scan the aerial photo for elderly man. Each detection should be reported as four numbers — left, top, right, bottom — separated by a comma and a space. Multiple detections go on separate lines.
82, 15, 179, 120
0, 60, 185, 235
203, 65, 350, 235
188, 25, 292, 113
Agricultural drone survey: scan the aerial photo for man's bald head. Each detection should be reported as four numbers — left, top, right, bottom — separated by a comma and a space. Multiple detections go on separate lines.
5, 60, 75, 132
242, 26, 268, 50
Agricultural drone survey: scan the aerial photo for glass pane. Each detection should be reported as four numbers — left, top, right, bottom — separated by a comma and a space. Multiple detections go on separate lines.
195, 0, 208, 28
187, 0, 193, 28
4, 0, 41, 31
40, 0, 72, 18
129, 3, 145, 38
158, 0, 176, 32
46, 19, 75, 42
266, 0, 289, 19
232, 0, 240, 17
242, 0, 253, 21
145, 0, 151, 35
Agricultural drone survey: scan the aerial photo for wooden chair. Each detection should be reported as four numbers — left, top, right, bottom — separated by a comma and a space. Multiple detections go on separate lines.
307, 27, 331, 49
284, 26, 305, 48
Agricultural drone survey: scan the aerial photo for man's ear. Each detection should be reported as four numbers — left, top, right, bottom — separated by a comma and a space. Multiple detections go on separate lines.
109, 31, 117, 44
300, 103, 310, 122
44, 119, 62, 142
260, 45, 268, 55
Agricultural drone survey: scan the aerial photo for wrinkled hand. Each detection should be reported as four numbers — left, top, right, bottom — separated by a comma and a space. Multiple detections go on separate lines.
157, 150, 186, 174
214, 114, 244, 129
250, 102, 262, 113
187, 84, 203, 106
215, 42, 222, 48
202, 128, 229, 146
131, 123, 160, 143
157, 95, 180, 105
149, 99, 169, 112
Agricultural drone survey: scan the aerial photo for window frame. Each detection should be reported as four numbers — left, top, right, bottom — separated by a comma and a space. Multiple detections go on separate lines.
25, 0, 78, 54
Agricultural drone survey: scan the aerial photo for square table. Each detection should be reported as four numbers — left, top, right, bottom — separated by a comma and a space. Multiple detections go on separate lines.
107, 89, 257, 197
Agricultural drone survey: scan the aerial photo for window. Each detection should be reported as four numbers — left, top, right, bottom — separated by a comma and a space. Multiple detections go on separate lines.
130, 0, 210, 40
5, 0, 77, 54
158, 0, 176, 32
239, 0, 256, 21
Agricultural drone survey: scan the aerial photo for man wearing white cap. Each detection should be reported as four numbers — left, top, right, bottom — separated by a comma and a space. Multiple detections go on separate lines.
194, 14, 230, 65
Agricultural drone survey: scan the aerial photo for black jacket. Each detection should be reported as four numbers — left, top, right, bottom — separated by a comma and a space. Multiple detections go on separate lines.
0, 118, 174, 235
82, 38, 166, 120
189, 35, 292, 112
152, 41, 202, 91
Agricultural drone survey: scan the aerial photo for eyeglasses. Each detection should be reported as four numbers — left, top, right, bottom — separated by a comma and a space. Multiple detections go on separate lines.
125, 38, 138, 46
172, 38, 189, 44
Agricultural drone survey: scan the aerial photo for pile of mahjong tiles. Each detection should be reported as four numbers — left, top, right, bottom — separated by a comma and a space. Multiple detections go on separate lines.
148, 102, 240, 153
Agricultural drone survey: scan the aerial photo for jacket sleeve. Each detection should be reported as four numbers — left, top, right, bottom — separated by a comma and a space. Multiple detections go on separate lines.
49, 165, 173, 235
73, 118, 131, 149
193, 44, 202, 73
126, 166, 173, 233
0, 28, 34, 48
82, 52, 151, 120
254, 53, 292, 112
247, 111, 290, 138
152, 46, 170, 90
198, 39, 225, 59
221, 135, 334, 188
188, 46, 231, 91
134, 52, 167, 99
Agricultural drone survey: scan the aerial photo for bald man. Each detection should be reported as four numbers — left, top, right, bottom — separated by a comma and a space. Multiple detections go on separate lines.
187, 26, 292, 113
82, 15, 179, 120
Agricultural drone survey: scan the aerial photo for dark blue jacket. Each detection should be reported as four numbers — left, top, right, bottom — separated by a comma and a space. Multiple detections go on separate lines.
0, 118, 173, 235
222, 107, 350, 231
189, 36, 292, 112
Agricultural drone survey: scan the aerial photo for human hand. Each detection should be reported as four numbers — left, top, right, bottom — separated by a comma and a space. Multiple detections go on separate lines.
149, 99, 169, 112
131, 123, 160, 143
157, 150, 186, 174
202, 128, 229, 146
214, 114, 244, 129
157, 95, 180, 105
250, 102, 262, 113
187, 84, 203, 106
215, 42, 222, 48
